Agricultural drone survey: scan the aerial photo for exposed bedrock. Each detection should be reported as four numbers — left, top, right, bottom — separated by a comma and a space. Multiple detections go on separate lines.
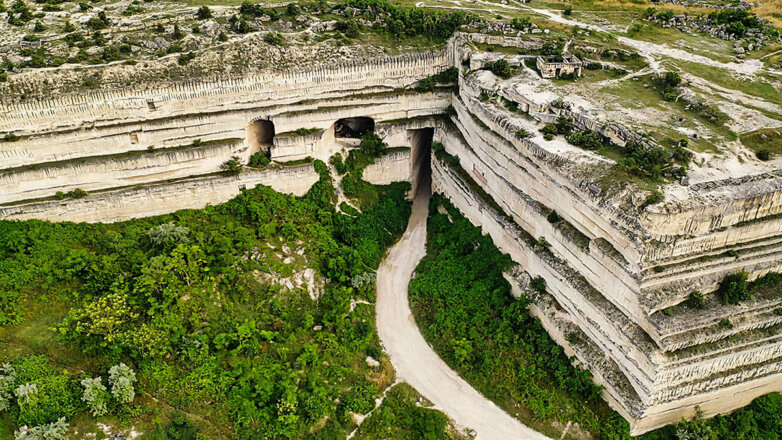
1, 34, 780, 435
431, 146, 782, 434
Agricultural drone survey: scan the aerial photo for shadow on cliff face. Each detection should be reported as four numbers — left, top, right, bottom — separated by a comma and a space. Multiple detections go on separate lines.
409, 127, 433, 198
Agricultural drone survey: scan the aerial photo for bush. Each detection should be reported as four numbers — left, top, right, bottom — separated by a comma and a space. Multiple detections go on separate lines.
147, 222, 189, 249
108, 363, 136, 404
330, 153, 348, 175
229, 15, 253, 34
196, 5, 212, 19
86, 11, 110, 30
642, 190, 664, 208
177, 51, 196, 65
719, 271, 750, 305
566, 130, 605, 150
220, 156, 243, 174
546, 210, 561, 223
248, 151, 271, 168
515, 128, 531, 139
484, 59, 512, 79
510, 16, 531, 30
688, 291, 705, 309
530, 276, 547, 292
336, 19, 361, 38
14, 418, 69, 440
264, 32, 284, 46
756, 148, 771, 161
81, 377, 109, 416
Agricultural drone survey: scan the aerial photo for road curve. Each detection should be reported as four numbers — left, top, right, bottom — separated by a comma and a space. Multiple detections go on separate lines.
375, 182, 552, 440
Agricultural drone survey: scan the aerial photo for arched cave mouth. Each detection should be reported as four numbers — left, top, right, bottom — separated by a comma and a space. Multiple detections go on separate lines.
248, 119, 275, 153
335, 117, 375, 138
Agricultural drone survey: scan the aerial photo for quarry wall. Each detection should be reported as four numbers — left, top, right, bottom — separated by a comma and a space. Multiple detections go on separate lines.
1, 34, 781, 436
0, 164, 319, 223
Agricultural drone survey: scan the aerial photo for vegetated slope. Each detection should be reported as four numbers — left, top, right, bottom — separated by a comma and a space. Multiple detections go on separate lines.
353, 383, 467, 440
0, 161, 441, 439
408, 194, 782, 440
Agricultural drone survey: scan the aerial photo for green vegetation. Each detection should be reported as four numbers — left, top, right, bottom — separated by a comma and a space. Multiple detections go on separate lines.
536, 108, 692, 186
353, 383, 464, 440
264, 32, 285, 46
741, 128, 782, 159
0, 161, 413, 439
483, 59, 512, 79
219, 155, 243, 174
333, 0, 473, 42
655, 71, 682, 102
341, 133, 398, 208
688, 291, 706, 309
416, 67, 459, 92
709, 9, 777, 39
410, 186, 782, 440
248, 151, 271, 168
409, 194, 607, 438
719, 271, 751, 305
716, 271, 781, 306
294, 127, 321, 136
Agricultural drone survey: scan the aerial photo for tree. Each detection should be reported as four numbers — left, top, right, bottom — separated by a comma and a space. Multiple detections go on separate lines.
196, 5, 212, 19
14, 383, 38, 405
221, 156, 243, 174
485, 59, 512, 79
530, 276, 547, 292
264, 32, 284, 46
719, 271, 750, 305
172, 24, 184, 40
81, 377, 109, 416
0, 364, 16, 412
147, 222, 189, 249
14, 418, 69, 440
108, 363, 136, 404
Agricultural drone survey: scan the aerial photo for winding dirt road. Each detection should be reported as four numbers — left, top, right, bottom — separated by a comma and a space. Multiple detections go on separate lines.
375, 181, 552, 440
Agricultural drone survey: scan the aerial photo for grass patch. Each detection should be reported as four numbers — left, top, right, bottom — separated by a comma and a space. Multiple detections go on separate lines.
741, 128, 782, 155
668, 59, 782, 109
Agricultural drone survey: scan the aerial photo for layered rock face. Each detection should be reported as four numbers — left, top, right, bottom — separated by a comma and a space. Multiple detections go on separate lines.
0, 51, 450, 221
430, 36, 782, 434
1, 35, 779, 435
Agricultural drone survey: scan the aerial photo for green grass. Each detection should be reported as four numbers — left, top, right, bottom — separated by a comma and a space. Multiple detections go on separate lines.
601, 74, 732, 153
667, 59, 782, 109
741, 128, 782, 154
625, 24, 735, 63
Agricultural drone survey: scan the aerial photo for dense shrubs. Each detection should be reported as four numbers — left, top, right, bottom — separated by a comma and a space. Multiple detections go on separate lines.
334, 0, 471, 41
618, 141, 688, 182
0, 161, 412, 438
409, 195, 604, 430
719, 271, 750, 305
354, 384, 452, 440
718, 271, 781, 306
655, 71, 682, 102
416, 67, 458, 92
566, 130, 606, 150
484, 59, 512, 79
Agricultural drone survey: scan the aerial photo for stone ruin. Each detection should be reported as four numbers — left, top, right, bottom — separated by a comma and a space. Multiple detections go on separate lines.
536, 54, 583, 79
0, 33, 780, 435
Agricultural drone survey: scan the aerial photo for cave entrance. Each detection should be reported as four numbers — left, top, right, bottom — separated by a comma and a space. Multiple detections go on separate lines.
248, 119, 275, 154
335, 117, 375, 139
409, 127, 433, 197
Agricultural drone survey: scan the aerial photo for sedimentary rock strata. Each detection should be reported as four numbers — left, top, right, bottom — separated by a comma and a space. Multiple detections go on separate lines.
1, 33, 779, 435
